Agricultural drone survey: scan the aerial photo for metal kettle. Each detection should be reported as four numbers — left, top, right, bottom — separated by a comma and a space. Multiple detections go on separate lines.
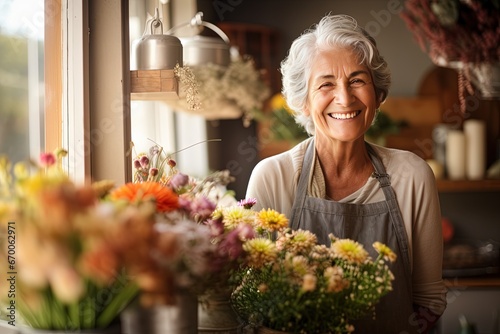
166, 12, 231, 67
131, 9, 183, 71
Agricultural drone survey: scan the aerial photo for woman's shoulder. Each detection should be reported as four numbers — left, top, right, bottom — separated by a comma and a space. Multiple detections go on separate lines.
370, 144, 434, 181
246, 138, 312, 212
370, 144, 428, 166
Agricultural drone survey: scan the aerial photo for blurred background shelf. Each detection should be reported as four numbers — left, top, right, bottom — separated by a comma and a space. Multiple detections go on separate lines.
437, 179, 500, 192
444, 275, 500, 288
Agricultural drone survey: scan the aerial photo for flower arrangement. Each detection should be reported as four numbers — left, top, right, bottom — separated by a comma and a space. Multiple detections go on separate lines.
0, 144, 248, 330
400, 0, 500, 99
105, 141, 255, 306
170, 56, 271, 127
400, 0, 499, 64
0, 150, 139, 330
230, 201, 396, 334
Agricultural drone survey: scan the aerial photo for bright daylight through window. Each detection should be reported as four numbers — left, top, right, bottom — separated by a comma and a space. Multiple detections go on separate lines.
0, 0, 44, 163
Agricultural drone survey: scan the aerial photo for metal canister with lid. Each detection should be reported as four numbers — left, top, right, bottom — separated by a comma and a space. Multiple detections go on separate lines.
131, 9, 183, 70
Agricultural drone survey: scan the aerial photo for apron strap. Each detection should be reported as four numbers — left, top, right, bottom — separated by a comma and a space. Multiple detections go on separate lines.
366, 143, 412, 284
289, 138, 315, 230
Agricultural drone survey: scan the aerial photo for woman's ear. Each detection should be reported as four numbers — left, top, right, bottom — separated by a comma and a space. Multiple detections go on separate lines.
376, 92, 385, 109
304, 101, 311, 116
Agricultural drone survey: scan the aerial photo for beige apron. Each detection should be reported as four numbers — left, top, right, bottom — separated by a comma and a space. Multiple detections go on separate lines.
289, 140, 418, 333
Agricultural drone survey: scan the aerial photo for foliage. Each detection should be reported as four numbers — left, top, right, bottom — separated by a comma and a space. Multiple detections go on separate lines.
256, 93, 309, 143
365, 110, 404, 140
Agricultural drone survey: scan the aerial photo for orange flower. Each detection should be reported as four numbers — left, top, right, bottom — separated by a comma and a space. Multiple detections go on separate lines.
111, 182, 179, 212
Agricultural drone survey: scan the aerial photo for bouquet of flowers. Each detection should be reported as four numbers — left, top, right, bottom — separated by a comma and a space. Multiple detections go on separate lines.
103, 142, 254, 306
229, 201, 396, 334
0, 150, 139, 330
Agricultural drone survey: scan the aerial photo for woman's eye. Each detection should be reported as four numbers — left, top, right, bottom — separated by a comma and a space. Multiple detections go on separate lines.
350, 79, 366, 87
319, 82, 334, 89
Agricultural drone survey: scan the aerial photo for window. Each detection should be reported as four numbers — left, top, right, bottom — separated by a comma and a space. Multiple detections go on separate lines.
129, 0, 209, 179
0, 0, 45, 163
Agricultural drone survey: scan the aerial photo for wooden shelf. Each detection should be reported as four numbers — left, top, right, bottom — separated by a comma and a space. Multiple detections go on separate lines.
444, 275, 500, 288
130, 70, 179, 101
437, 179, 500, 192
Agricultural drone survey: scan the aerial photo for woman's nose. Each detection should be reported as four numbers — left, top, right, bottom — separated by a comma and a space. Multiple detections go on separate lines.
333, 85, 355, 106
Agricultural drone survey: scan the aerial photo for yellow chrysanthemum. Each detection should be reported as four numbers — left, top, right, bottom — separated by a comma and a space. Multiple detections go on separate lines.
211, 207, 224, 220
276, 229, 317, 254
242, 238, 277, 268
222, 206, 256, 229
373, 241, 397, 263
331, 239, 369, 264
256, 208, 289, 232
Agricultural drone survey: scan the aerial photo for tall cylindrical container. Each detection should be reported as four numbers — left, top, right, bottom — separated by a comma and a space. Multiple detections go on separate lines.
446, 130, 466, 180
433, 124, 451, 177
464, 119, 486, 180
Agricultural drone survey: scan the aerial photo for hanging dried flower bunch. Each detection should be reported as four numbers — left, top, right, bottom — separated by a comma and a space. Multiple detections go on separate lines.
401, 0, 500, 101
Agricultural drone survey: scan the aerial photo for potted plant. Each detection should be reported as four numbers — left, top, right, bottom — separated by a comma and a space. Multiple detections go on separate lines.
229, 201, 396, 333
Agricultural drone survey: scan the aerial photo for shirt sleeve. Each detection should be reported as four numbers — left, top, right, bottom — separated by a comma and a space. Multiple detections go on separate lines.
410, 159, 447, 316
387, 149, 447, 316
245, 150, 301, 217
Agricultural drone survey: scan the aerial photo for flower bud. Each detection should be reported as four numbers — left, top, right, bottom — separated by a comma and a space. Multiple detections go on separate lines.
140, 155, 150, 168
149, 168, 159, 176
40, 152, 56, 167
167, 159, 176, 168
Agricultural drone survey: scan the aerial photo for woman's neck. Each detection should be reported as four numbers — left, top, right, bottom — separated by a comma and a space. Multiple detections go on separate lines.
314, 136, 374, 200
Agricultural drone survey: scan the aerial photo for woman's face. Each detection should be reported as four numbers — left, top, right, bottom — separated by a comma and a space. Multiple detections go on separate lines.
306, 47, 380, 143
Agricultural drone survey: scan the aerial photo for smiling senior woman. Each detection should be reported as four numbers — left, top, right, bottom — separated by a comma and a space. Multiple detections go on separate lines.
246, 14, 446, 333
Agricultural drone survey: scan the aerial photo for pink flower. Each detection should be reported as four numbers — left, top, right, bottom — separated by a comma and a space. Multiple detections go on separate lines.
189, 196, 216, 221
168, 173, 189, 189
219, 223, 255, 260
206, 218, 225, 237
238, 198, 257, 209
39, 152, 56, 167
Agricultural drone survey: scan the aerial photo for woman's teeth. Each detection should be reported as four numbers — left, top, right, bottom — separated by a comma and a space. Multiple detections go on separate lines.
329, 111, 361, 120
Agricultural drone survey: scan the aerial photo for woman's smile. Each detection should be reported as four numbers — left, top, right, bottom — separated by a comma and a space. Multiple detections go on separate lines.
328, 110, 362, 120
